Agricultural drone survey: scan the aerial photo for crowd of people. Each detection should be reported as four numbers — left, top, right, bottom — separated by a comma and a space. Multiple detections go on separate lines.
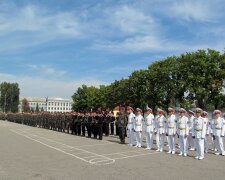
1, 106, 225, 161
117, 106, 225, 160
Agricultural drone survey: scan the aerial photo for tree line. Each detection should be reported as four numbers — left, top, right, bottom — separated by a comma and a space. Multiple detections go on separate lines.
0, 82, 20, 113
72, 49, 225, 112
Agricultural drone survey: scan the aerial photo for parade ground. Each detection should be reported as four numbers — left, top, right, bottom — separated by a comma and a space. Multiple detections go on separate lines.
0, 120, 224, 180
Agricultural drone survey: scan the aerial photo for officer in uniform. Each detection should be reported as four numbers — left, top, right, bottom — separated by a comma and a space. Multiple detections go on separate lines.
188, 110, 195, 151
177, 108, 189, 156
117, 105, 128, 144
86, 112, 92, 138
144, 107, 154, 150
93, 112, 98, 139
166, 107, 177, 154
127, 106, 135, 146
109, 112, 115, 135
134, 108, 143, 148
192, 108, 207, 160
155, 108, 166, 152
81, 113, 87, 137
97, 113, 103, 140
212, 110, 225, 156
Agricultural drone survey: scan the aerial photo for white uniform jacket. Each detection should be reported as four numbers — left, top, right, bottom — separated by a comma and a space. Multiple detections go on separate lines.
177, 116, 189, 136
127, 112, 135, 130
192, 117, 207, 139
155, 115, 166, 135
144, 113, 154, 133
166, 114, 177, 136
212, 117, 225, 137
134, 114, 143, 132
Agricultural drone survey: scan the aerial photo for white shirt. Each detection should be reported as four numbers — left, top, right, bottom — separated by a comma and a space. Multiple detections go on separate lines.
166, 114, 177, 135
127, 112, 135, 130
177, 115, 189, 136
134, 114, 143, 132
144, 113, 154, 132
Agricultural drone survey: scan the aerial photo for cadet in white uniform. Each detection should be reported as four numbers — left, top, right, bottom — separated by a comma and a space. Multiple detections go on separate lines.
177, 108, 189, 156
202, 111, 210, 153
212, 110, 225, 156
126, 106, 135, 146
144, 107, 154, 150
188, 110, 195, 151
155, 108, 166, 152
166, 107, 177, 154
134, 108, 143, 148
192, 108, 207, 160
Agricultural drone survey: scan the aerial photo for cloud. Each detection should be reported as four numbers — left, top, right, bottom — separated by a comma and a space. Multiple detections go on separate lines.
110, 5, 156, 35
27, 64, 67, 77
167, 0, 222, 22
0, 4, 84, 53
0, 73, 107, 99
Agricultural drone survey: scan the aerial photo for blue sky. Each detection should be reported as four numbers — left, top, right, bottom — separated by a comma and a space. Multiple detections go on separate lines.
0, 0, 224, 98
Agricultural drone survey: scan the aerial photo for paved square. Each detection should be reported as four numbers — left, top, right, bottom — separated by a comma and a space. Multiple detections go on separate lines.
0, 120, 225, 180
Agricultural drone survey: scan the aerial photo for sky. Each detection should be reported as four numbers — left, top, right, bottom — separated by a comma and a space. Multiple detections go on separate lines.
0, 0, 224, 99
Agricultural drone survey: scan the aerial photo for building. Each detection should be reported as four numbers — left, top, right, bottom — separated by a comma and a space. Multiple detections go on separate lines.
19, 97, 73, 113
46, 98, 73, 113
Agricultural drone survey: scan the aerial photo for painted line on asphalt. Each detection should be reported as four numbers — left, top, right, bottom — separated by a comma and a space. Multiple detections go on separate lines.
113, 152, 160, 160
17, 129, 115, 148
11, 129, 115, 166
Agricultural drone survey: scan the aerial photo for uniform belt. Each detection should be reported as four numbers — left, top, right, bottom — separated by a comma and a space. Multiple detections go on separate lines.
179, 128, 186, 130
195, 129, 202, 131
159, 126, 164, 128
136, 124, 141, 126
146, 124, 152, 126
215, 128, 222, 130
168, 126, 174, 128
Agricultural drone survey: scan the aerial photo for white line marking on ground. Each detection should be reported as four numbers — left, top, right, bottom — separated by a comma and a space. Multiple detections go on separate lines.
114, 152, 160, 160
10, 129, 115, 166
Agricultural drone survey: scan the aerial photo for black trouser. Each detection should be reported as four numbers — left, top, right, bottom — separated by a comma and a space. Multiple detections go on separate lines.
77, 123, 81, 135
119, 127, 125, 143
82, 123, 86, 136
110, 122, 114, 135
87, 125, 92, 138
93, 125, 98, 139
116, 124, 119, 136
98, 125, 103, 140
105, 123, 109, 136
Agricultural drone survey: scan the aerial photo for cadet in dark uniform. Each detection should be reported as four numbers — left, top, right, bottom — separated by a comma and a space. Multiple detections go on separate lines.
81, 113, 86, 137
97, 113, 103, 140
109, 112, 115, 135
117, 106, 128, 144
87, 113, 92, 138
93, 112, 98, 139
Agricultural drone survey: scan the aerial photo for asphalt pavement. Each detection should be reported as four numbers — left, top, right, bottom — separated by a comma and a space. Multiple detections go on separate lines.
0, 120, 224, 180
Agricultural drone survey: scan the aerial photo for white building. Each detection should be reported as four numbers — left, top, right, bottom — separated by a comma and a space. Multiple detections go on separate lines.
19, 97, 73, 113
46, 98, 72, 113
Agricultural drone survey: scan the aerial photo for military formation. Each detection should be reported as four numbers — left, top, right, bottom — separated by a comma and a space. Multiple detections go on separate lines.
1, 105, 225, 161
0, 111, 115, 140
124, 106, 225, 160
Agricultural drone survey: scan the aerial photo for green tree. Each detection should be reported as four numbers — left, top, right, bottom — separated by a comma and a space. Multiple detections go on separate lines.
0, 82, 20, 113
35, 104, 40, 113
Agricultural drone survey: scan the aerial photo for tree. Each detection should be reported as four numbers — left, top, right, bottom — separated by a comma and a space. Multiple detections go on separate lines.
71, 49, 225, 111
35, 104, 40, 113
0, 82, 20, 113
21, 98, 30, 112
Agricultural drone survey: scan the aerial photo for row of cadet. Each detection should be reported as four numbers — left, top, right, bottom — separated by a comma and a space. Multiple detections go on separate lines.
123, 106, 225, 160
